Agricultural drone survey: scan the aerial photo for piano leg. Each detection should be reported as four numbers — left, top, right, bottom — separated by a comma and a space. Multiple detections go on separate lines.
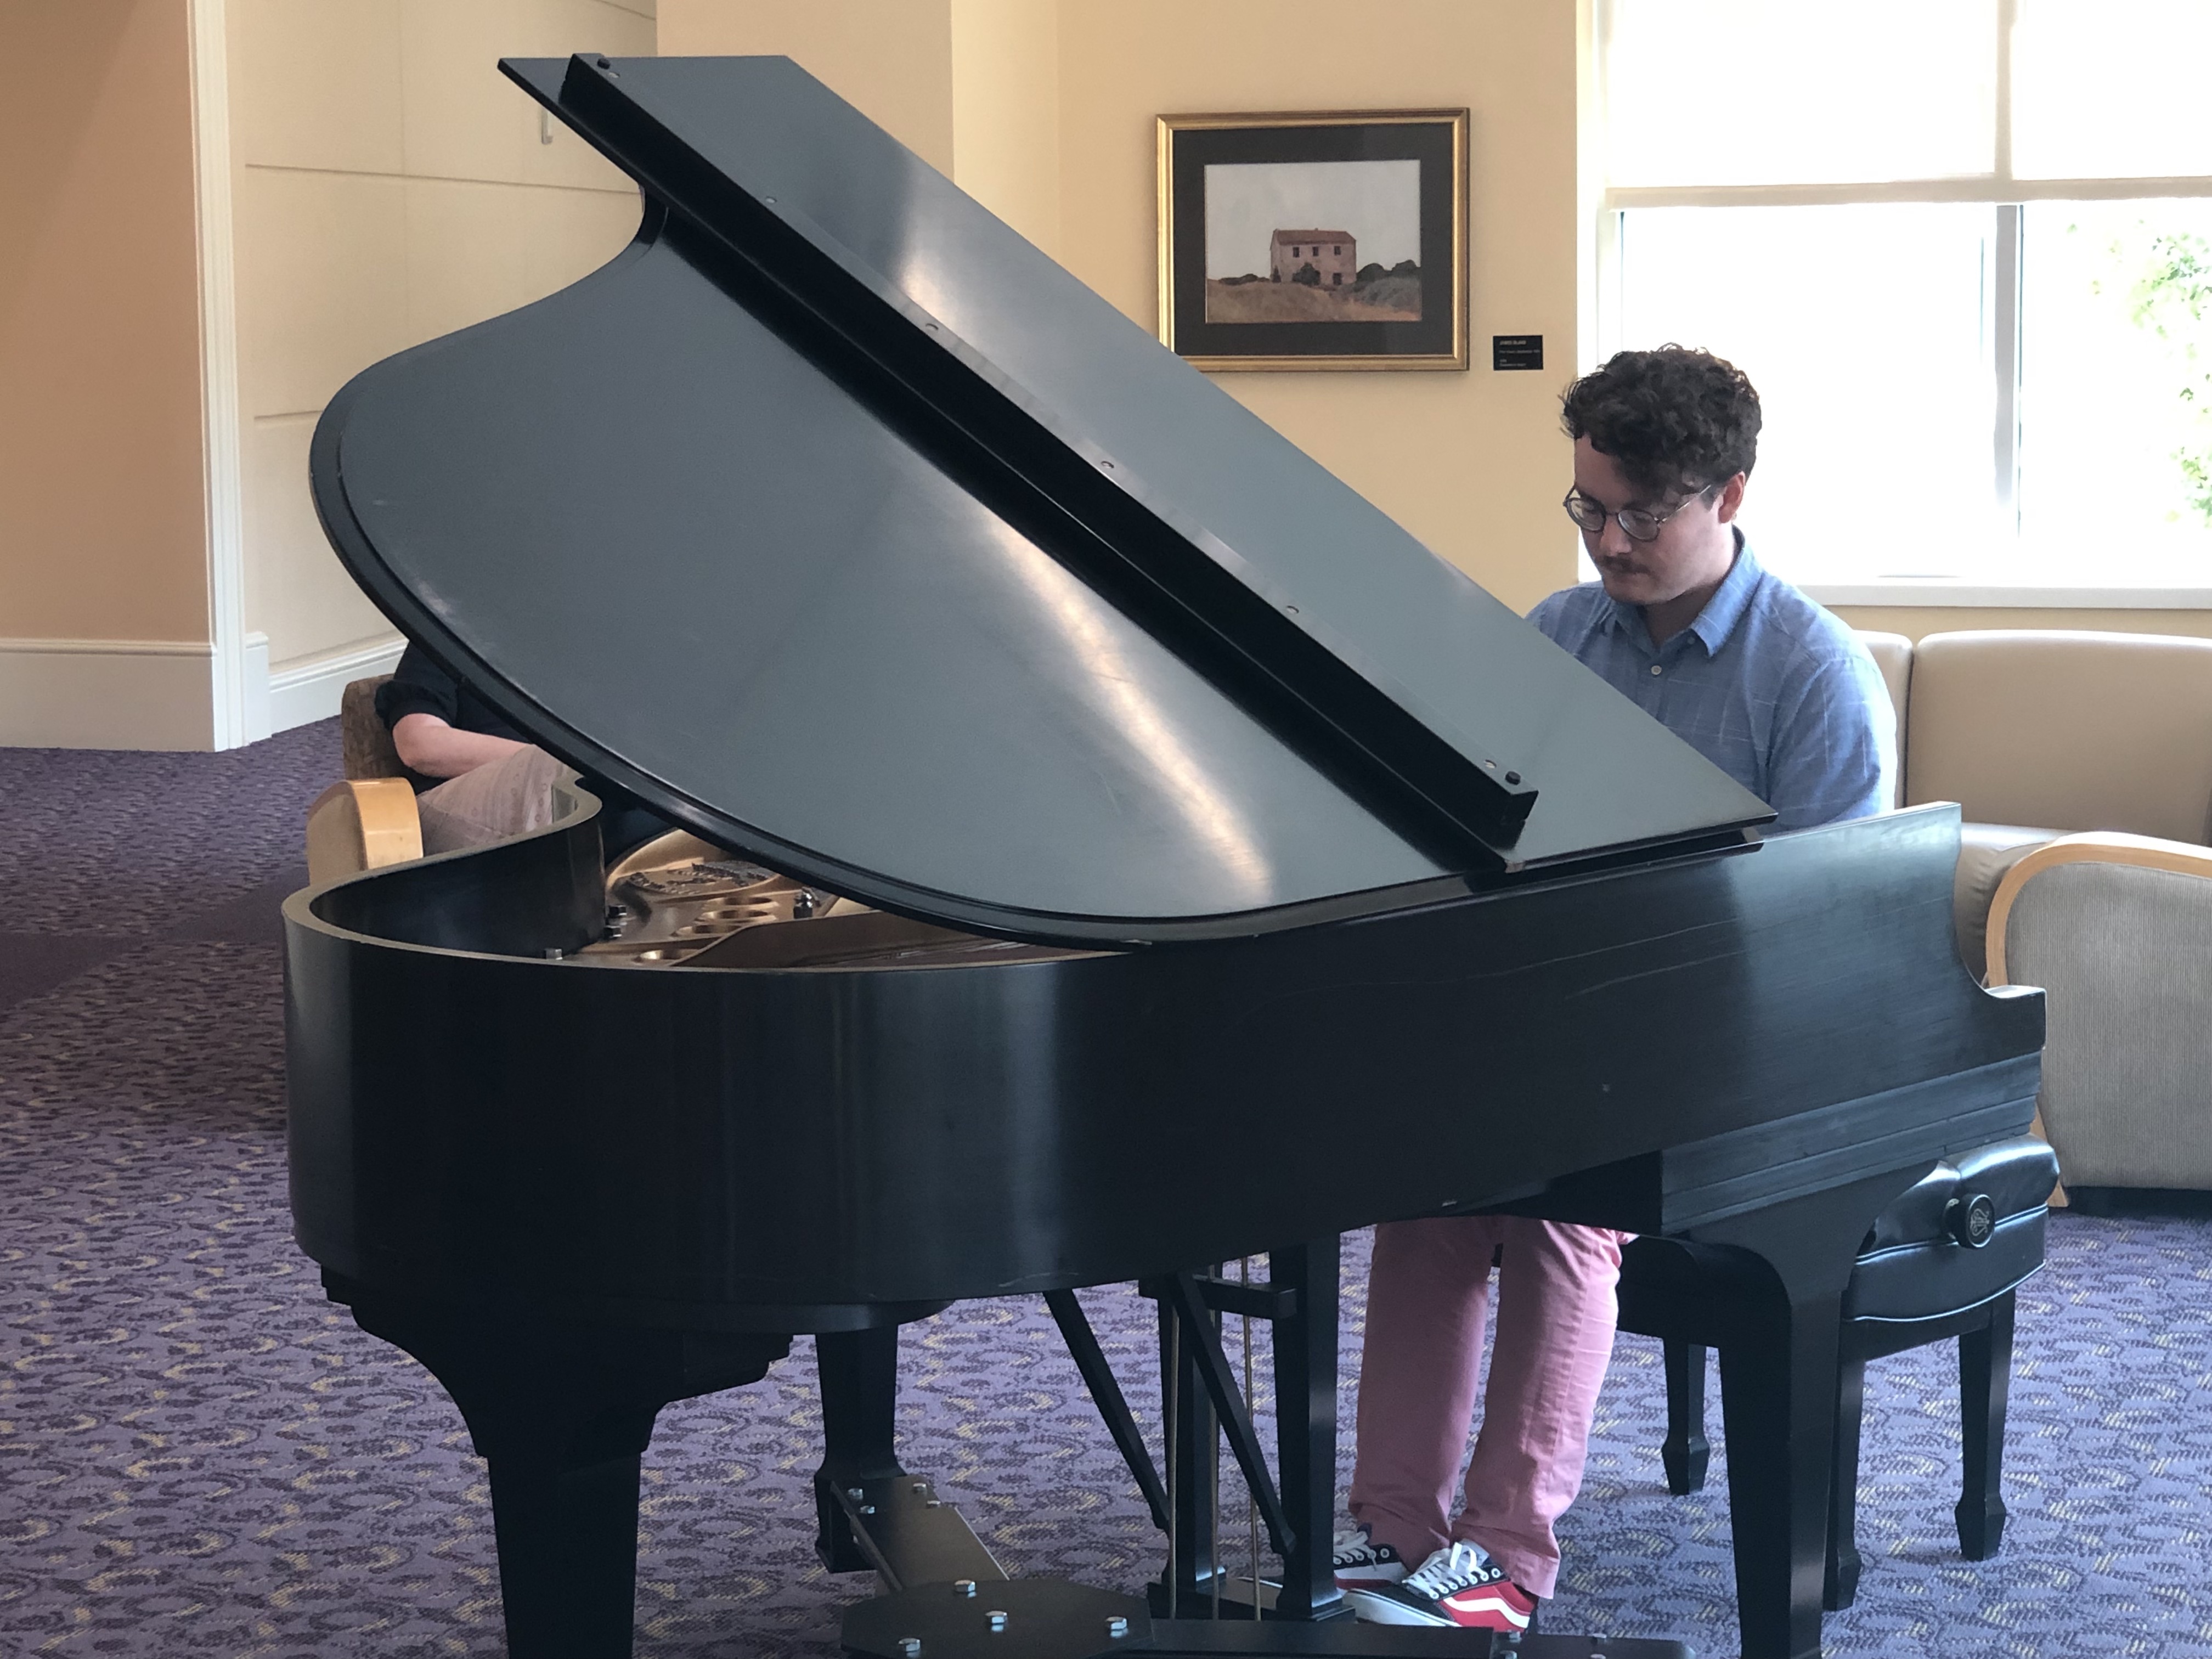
1267, 1237, 1348, 1622
1686, 1164, 1938, 1659
335, 1283, 788, 1659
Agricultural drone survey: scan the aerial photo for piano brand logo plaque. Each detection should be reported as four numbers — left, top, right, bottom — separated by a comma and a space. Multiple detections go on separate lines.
1159, 110, 1468, 371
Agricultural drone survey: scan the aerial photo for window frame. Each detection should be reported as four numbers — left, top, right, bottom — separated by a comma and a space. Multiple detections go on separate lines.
1588, 0, 2212, 606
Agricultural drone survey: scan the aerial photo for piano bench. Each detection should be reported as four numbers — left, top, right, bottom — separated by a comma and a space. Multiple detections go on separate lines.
1616, 1133, 2059, 1613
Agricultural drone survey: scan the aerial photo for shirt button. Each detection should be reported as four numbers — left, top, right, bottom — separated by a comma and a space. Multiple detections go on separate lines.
1649, 663, 1663, 676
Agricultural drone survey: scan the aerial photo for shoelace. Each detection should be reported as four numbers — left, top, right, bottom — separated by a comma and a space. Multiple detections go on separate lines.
1404, 1541, 1491, 1596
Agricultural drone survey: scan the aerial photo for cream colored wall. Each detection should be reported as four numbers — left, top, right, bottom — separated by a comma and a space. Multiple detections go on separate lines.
658, 0, 954, 170
1836, 606, 2212, 644
949, 0, 1061, 257
227, 0, 654, 676
1055, 1, 1581, 616
630, 1, 1584, 613
0, 1, 210, 645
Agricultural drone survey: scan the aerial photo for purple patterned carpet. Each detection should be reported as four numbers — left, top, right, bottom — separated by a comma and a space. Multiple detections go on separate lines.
2, 726, 2209, 1656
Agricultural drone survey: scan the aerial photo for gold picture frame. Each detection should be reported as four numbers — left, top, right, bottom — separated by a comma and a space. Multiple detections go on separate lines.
1156, 109, 1469, 372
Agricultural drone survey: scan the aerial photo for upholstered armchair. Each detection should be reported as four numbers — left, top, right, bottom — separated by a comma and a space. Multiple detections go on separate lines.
1985, 834, 2212, 1197
303, 675, 424, 885
1893, 629, 2212, 1199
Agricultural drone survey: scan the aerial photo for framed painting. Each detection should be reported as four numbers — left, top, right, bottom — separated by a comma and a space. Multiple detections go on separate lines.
1156, 109, 1469, 371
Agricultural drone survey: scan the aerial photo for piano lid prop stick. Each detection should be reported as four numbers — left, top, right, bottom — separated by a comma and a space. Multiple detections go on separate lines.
1165, 1314, 1179, 1612
1212, 1283, 1229, 1628
1242, 1256, 1262, 1619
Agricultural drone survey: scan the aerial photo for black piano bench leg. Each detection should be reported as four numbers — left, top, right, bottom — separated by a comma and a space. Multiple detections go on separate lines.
336, 1286, 788, 1659
1824, 1351, 1867, 1611
815, 1325, 905, 1573
1660, 1339, 1710, 1496
1955, 1292, 2016, 1561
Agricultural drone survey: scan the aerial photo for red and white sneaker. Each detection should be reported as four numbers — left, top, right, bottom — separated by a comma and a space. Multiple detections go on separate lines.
1330, 1525, 1409, 1593
1348, 1541, 1537, 1633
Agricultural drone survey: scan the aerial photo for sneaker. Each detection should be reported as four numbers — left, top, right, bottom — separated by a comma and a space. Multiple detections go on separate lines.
1347, 1541, 1537, 1633
1330, 1524, 1409, 1593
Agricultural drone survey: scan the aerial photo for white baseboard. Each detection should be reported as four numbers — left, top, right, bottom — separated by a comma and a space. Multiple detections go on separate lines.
243, 631, 272, 743
267, 634, 405, 734
0, 638, 218, 750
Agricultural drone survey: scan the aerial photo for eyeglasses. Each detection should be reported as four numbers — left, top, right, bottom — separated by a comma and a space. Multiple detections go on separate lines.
1562, 484, 1716, 544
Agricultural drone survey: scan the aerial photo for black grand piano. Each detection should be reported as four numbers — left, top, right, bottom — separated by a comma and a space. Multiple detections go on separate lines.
283, 53, 2045, 1659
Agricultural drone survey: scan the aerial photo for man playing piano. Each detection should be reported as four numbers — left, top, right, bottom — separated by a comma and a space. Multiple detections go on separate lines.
1334, 345, 1895, 1632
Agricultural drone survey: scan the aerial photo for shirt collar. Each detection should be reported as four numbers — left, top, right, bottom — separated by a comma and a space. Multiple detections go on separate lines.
1601, 529, 1760, 657
1686, 531, 1761, 654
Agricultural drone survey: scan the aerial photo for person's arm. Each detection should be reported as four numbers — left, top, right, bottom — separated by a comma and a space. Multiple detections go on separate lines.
390, 712, 527, 780
1762, 652, 1894, 831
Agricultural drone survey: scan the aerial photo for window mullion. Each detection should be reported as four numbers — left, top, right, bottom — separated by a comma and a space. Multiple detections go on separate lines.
1994, 203, 2023, 539
1995, 0, 2016, 191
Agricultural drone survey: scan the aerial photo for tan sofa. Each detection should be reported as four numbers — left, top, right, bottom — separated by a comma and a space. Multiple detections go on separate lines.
1858, 628, 2212, 1195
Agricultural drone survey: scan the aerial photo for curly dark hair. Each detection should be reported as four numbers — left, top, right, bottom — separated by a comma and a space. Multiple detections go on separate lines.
1560, 346, 1761, 499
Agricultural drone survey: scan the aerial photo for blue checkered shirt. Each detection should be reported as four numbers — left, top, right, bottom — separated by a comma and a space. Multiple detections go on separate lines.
1527, 537, 1893, 831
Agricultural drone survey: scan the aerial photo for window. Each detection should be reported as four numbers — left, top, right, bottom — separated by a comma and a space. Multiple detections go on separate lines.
1596, 0, 2212, 595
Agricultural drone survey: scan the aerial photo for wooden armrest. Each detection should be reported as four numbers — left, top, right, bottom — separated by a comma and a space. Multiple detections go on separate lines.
306, 777, 425, 885
1983, 831, 2212, 1214
1985, 831, 2212, 988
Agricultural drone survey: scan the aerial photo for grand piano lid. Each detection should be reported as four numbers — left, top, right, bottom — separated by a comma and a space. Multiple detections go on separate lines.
309, 53, 1774, 946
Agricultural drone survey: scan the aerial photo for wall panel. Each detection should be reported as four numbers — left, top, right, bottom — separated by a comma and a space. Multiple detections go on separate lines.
227, 0, 651, 697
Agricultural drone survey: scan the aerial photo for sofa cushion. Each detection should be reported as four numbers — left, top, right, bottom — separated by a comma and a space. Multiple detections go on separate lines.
1855, 631, 1912, 809
1955, 823, 2055, 979
1906, 630, 2212, 842
341, 675, 408, 782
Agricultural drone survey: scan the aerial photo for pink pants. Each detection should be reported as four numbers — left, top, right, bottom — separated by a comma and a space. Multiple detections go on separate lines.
1347, 1215, 1628, 1599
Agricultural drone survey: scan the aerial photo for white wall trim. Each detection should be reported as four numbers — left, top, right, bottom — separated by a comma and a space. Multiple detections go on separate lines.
268, 634, 406, 734
0, 639, 218, 750
0, 637, 212, 656
189, 0, 249, 750
1807, 582, 2212, 610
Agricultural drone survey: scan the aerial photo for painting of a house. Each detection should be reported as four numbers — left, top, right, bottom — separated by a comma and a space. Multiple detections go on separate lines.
1270, 228, 1357, 288
1195, 157, 1427, 328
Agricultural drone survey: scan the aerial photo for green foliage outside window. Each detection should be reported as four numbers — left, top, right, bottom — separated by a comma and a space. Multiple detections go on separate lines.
2123, 230, 2212, 527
